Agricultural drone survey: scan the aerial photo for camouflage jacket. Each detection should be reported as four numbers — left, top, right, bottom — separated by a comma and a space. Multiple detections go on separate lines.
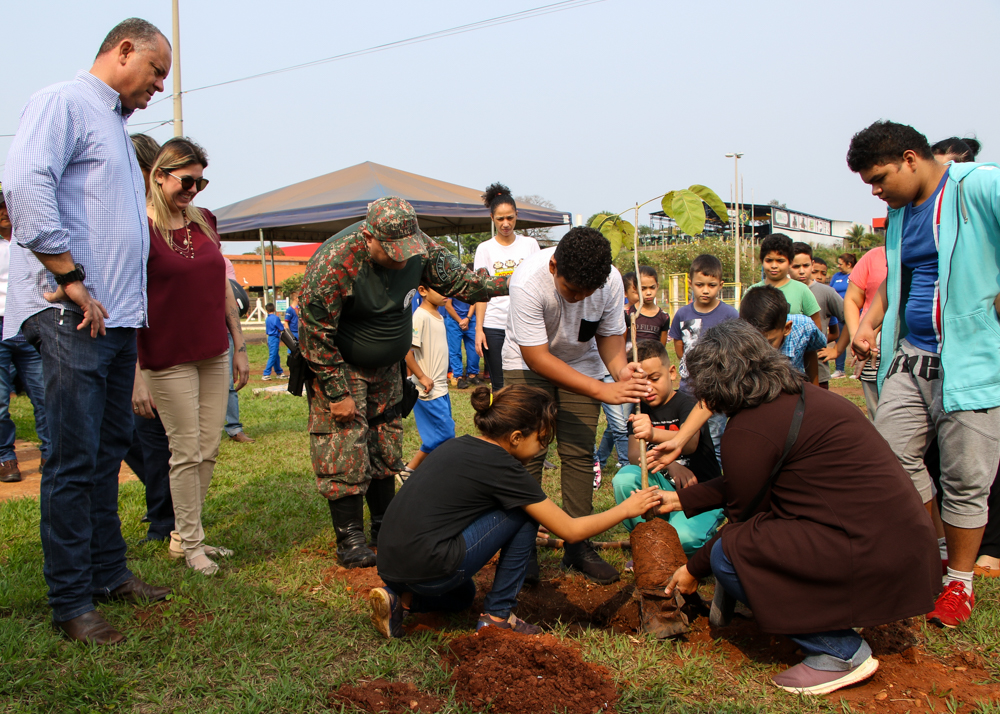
300, 221, 508, 402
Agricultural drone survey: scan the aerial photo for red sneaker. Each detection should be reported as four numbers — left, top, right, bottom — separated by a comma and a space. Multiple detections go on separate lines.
927, 581, 975, 628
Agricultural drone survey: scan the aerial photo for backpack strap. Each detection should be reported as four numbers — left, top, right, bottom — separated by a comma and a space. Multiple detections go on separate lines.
737, 388, 806, 523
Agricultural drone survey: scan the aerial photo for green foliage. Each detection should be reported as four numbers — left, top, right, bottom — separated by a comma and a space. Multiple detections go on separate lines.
278, 273, 304, 297
252, 245, 285, 256
589, 214, 636, 257
613, 238, 756, 284
662, 189, 707, 237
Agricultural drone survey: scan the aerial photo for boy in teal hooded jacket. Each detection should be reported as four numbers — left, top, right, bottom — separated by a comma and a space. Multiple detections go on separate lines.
848, 120, 1000, 630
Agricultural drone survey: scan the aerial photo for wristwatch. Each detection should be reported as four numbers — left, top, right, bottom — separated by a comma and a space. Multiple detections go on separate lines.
52, 263, 86, 287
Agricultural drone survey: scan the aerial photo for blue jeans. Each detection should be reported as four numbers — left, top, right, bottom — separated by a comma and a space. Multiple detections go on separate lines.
23, 308, 136, 622
835, 351, 846, 373
0, 320, 50, 462
124, 412, 174, 540
707, 412, 727, 464
596, 375, 630, 467
445, 315, 479, 377
383, 507, 536, 618
224, 334, 243, 435
710, 539, 870, 671
263, 335, 283, 376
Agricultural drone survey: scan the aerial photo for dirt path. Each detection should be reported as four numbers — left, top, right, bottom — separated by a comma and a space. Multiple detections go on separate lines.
0, 439, 137, 503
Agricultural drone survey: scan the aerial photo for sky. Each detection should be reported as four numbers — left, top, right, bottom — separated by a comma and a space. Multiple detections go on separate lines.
4, 0, 999, 252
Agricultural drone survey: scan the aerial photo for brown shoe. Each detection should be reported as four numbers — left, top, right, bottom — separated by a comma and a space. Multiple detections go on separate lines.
0, 459, 21, 483
94, 576, 171, 604
56, 610, 126, 645
229, 431, 255, 444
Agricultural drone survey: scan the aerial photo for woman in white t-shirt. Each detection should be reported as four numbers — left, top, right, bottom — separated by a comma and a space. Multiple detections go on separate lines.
474, 183, 540, 390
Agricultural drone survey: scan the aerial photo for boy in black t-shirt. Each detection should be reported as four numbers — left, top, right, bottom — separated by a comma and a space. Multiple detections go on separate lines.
611, 340, 724, 554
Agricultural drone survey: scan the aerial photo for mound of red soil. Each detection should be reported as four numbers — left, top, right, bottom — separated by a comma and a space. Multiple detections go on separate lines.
629, 519, 686, 591
446, 627, 617, 714
328, 679, 442, 713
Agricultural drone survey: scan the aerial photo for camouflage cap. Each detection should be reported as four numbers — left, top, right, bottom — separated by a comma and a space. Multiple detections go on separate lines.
363, 196, 426, 262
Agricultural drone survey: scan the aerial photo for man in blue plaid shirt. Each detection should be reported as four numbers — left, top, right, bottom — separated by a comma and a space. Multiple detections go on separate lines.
2, 18, 174, 645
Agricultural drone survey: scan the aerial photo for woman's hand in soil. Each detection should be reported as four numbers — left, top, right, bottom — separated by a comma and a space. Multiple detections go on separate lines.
620, 486, 662, 519
664, 565, 698, 597
655, 488, 682, 515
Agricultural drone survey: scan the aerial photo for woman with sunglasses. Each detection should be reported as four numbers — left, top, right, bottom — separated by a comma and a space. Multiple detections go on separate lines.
135, 137, 250, 575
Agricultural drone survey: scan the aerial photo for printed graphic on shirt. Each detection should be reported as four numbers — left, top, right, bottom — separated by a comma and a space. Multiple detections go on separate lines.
493, 258, 525, 277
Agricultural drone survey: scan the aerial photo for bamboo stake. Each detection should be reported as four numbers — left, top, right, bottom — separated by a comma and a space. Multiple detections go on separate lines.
632, 203, 649, 492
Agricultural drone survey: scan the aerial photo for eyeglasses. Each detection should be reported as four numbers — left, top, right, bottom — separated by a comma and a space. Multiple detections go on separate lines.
166, 172, 210, 192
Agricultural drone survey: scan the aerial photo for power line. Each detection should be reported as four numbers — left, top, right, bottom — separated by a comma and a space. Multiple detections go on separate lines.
147, 0, 604, 107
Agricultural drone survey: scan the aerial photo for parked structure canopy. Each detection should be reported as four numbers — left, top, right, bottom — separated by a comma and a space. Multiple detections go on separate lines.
214, 161, 571, 243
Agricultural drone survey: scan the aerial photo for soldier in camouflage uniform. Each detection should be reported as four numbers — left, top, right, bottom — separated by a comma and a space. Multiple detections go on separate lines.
300, 197, 509, 568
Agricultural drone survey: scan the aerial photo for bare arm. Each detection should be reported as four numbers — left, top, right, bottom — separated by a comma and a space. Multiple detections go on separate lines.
225, 279, 249, 390
673, 338, 684, 361
443, 299, 462, 323
852, 278, 888, 360
523, 490, 661, 543
804, 350, 819, 385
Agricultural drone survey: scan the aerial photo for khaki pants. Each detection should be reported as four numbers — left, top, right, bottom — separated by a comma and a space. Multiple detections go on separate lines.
503, 369, 601, 518
142, 352, 229, 553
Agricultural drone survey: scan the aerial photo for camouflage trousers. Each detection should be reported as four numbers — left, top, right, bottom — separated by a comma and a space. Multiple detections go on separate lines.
307, 362, 403, 501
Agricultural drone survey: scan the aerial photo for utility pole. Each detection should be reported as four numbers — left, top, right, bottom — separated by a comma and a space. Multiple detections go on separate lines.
171, 0, 183, 136
726, 152, 744, 286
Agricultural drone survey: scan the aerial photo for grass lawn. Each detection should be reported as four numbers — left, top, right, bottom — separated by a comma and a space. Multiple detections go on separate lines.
1, 345, 998, 713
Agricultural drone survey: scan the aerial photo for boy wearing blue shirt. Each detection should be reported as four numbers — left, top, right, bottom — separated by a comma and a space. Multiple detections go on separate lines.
739, 286, 825, 383
849, 120, 1000, 628
262, 303, 285, 380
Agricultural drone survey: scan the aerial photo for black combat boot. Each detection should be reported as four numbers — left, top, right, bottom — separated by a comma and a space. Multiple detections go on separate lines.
365, 477, 396, 548
329, 495, 376, 568
561, 539, 620, 584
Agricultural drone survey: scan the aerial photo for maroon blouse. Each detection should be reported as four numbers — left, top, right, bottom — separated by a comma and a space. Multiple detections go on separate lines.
138, 208, 229, 371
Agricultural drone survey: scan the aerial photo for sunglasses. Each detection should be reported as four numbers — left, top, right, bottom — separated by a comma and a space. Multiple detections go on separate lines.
166, 172, 210, 192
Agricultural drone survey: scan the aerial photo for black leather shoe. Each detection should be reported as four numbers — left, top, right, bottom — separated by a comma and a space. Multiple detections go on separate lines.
560, 540, 620, 584
94, 576, 172, 604
329, 496, 376, 568
56, 610, 126, 645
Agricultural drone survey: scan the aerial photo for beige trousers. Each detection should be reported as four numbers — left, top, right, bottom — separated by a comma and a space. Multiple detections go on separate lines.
142, 352, 229, 554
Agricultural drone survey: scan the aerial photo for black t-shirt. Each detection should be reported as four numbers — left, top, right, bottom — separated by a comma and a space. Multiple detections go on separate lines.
628, 390, 721, 481
376, 435, 547, 583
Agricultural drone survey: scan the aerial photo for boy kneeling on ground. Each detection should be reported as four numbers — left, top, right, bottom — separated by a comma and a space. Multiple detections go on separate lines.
612, 339, 724, 554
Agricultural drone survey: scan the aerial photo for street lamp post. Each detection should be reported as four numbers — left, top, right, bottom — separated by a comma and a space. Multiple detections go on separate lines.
172, 0, 183, 136
725, 152, 744, 286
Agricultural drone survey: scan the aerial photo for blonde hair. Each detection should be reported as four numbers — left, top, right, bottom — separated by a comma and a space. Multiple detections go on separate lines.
148, 137, 216, 246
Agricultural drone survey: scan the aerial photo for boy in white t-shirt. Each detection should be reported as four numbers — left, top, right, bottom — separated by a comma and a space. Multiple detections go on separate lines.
503, 227, 650, 585
401, 284, 455, 479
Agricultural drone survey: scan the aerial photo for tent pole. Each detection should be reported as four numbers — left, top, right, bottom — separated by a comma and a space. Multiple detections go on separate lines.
259, 228, 269, 303
270, 236, 278, 300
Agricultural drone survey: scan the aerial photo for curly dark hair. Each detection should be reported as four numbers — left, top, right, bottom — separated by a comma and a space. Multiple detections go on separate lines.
553, 227, 613, 291
931, 137, 981, 163
847, 120, 933, 173
482, 182, 517, 215
759, 233, 793, 262
686, 320, 802, 416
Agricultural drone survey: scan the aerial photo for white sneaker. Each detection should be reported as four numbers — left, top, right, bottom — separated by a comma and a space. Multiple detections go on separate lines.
830, 370, 846, 379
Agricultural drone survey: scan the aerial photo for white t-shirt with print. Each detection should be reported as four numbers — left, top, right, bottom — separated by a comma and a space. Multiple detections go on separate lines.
502, 247, 626, 380
473, 234, 540, 330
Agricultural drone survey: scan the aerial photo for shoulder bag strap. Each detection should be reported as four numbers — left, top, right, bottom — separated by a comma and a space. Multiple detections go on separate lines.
737, 388, 806, 523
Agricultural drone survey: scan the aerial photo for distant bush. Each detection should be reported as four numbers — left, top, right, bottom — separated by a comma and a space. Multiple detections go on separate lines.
615, 238, 757, 284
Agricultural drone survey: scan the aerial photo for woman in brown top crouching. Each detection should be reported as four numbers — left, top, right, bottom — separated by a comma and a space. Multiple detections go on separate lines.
650, 319, 939, 696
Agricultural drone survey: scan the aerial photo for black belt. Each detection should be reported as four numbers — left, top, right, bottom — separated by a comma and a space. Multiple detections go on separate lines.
886, 352, 941, 381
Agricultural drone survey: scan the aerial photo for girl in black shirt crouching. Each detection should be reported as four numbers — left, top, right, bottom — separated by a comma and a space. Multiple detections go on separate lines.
371, 385, 660, 638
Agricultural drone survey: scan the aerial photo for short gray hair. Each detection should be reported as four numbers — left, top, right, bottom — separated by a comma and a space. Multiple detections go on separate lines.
96, 18, 169, 58
685, 319, 803, 416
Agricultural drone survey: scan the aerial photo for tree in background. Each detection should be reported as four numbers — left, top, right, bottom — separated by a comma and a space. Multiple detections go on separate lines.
515, 194, 555, 242
767, 199, 787, 209
279, 273, 304, 297
251, 245, 285, 256
844, 223, 884, 250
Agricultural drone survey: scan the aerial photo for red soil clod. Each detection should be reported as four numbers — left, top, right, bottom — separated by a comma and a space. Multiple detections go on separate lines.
328, 679, 443, 713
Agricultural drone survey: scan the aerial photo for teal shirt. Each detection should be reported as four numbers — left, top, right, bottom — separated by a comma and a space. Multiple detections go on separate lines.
878, 162, 1000, 412
749, 278, 820, 317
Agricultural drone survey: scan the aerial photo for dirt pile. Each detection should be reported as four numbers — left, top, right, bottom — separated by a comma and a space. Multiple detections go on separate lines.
446, 626, 617, 714
328, 679, 442, 713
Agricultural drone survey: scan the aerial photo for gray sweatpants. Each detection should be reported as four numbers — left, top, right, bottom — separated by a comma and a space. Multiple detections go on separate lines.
875, 340, 1000, 529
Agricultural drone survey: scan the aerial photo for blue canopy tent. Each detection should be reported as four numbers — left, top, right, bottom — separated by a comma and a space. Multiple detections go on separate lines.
214, 161, 571, 242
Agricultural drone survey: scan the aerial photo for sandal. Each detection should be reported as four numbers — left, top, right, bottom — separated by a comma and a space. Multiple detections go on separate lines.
476, 613, 541, 635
